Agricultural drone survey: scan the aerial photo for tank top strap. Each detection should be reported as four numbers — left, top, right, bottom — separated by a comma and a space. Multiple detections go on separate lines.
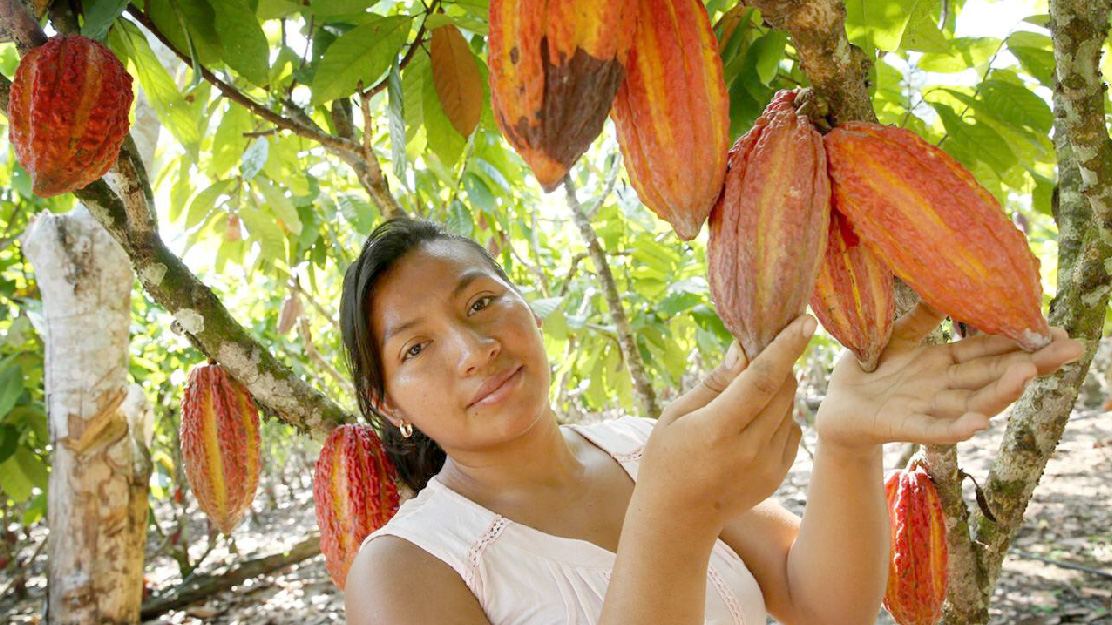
564, 415, 656, 480
359, 478, 508, 598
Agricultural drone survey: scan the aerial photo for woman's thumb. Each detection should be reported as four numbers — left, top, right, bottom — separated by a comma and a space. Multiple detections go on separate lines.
659, 341, 748, 424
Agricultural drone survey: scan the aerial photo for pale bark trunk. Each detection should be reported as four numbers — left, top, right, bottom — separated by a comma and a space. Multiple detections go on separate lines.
22, 205, 153, 625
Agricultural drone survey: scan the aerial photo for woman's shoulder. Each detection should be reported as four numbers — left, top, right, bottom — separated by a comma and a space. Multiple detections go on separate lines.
566, 414, 656, 454
346, 534, 490, 625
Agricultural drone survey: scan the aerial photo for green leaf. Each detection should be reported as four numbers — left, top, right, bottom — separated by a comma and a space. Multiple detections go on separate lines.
185, 179, 236, 229
846, 0, 921, 51
917, 37, 1001, 72
0, 424, 18, 465
239, 204, 287, 264
258, 0, 303, 19
1008, 31, 1055, 87
464, 173, 495, 213
446, 200, 474, 238
310, 0, 376, 19
898, 1, 949, 53
242, 137, 270, 180
255, 178, 302, 235
82, 0, 129, 41
0, 366, 22, 421
931, 101, 1015, 175
529, 297, 564, 319
209, 103, 253, 178
424, 13, 488, 36
337, 194, 376, 233
403, 51, 429, 144
112, 21, 201, 159
211, 0, 270, 86
751, 30, 788, 85
388, 60, 407, 184
15, 448, 47, 489
148, 0, 222, 66
977, 80, 1053, 134
0, 454, 32, 502
310, 16, 413, 105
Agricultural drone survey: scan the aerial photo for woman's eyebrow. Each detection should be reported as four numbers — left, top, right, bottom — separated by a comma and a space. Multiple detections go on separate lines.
382, 271, 491, 345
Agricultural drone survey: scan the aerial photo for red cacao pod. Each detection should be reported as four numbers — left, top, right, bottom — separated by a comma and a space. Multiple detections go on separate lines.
313, 424, 400, 589
610, 0, 730, 240
488, 0, 636, 191
810, 209, 896, 371
708, 90, 830, 359
180, 362, 262, 535
7, 36, 134, 197
824, 122, 1050, 351
884, 459, 949, 625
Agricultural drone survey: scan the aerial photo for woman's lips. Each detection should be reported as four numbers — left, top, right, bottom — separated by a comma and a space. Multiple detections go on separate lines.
471, 365, 524, 407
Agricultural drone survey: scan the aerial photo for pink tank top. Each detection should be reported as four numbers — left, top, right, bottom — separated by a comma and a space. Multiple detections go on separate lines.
359, 416, 767, 624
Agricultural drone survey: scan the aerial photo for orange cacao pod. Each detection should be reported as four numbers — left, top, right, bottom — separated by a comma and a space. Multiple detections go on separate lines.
180, 362, 262, 534
824, 122, 1050, 351
708, 90, 830, 359
884, 459, 949, 625
488, 0, 636, 191
313, 424, 400, 589
810, 209, 896, 371
610, 0, 730, 240
7, 36, 134, 197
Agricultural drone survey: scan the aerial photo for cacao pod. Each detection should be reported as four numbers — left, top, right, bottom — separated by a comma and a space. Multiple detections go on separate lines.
488, 0, 636, 191
7, 36, 134, 197
810, 209, 895, 371
180, 361, 262, 535
313, 424, 400, 589
884, 458, 949, 625
824, 122, 1051, 351
610, 0, 730, 240
708, 90, 830, 359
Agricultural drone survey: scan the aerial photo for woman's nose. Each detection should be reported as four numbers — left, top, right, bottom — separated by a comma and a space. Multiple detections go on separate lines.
457, 327, 501, 375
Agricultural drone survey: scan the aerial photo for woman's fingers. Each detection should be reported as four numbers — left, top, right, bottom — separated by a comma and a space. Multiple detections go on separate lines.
946, 352, 1037, 390
894, 411, 991, 445
1029, 332, 1085, 375
931, 362, 1035, 418
703, 315, 816, 435
948, 333, 1025, 364
742, 373, 796, 440
891, 301, 946, 346
945, 331, 1084, 390
659, 341, 747, 426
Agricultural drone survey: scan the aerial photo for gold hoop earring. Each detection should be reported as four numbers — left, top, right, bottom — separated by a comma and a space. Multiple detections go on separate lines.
399, 420, 414, 438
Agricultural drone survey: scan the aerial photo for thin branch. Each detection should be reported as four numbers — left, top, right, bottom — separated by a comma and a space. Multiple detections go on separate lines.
360, 0, 439, 100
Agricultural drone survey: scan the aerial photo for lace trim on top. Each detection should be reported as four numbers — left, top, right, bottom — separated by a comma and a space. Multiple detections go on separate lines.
613, 447, 644, 465
707, 565, 746, 625
463, 516, 511, 596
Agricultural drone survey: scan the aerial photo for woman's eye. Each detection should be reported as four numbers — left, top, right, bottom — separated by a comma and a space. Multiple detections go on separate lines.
470, 295, 496, 314
403, 343, 424, 361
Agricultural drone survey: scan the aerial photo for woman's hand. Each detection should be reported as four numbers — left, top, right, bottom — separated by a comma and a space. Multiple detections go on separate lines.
635, 315, 816, 535
816, 302, 1085, 449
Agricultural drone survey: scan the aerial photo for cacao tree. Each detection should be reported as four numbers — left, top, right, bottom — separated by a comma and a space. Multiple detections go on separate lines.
0, 0, 1107, 623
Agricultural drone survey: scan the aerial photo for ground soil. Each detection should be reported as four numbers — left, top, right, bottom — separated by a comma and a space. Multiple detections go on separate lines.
1, 393, 1109, 624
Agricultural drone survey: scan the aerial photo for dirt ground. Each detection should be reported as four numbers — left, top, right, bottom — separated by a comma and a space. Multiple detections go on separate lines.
1, 398, 1109, 624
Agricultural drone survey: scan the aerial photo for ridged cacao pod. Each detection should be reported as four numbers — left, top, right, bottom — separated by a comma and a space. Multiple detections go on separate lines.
488, 0, 636, 191
610, 0, 730, 240
825, 122, 1051, 351
708, 90, 830, 359
313, 424, 400, 589
180, 362, 262, 535
7, 36, 134, 198
810, 209, 896, 371
884, 459, 949, 625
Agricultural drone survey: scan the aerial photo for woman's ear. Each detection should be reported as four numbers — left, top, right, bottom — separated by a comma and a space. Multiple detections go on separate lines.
371, 393, 403, 427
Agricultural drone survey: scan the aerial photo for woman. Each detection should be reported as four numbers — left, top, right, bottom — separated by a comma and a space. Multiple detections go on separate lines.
339, 217, 1081, 624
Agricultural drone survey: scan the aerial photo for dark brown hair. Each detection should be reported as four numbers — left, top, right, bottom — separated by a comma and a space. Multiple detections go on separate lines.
339, 217, 512, 492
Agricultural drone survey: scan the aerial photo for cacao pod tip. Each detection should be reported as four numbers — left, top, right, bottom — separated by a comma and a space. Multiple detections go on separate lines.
1018, 327, 1052, 352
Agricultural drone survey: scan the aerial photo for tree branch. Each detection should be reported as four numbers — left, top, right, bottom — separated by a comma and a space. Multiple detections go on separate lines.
563, 175, 660, 419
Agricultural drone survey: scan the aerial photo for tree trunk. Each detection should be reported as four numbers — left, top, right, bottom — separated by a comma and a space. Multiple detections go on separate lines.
22, 205, 153, 625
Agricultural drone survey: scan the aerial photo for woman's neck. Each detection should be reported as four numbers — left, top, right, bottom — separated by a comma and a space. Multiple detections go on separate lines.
435, 410, 588, 507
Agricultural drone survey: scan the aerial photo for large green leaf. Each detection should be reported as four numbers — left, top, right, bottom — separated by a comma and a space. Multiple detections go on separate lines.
0, 453, 32, 502
917, 37, 1001, 72
751, 31, 788, 85
239, 204, 288, 264
211, 0, 270, 86
388, 60, 408, 184
845, 0, 923, 51
147, 0, 223, 66
209, 102, 253, 177
310, 16, 413, 105
255, 178, 303, 236
1008, 31, 1056, 87
111, 22, 202, 159
185, 179, 237, 229
82, 0, 129, 41
0, 365, 22, 421
898, 1, 949, 53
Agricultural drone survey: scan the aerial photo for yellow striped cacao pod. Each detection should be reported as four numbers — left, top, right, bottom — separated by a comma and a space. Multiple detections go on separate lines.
708, 90, 830, 359
180, 361, 262, 535
313, 424, 400, 589
810, 209, 895, 371
488, 0, 636, 191
7, 36, 133, 198
610, 0, 730, 240
884, 459, 949, 625
824, 122, 1051, 351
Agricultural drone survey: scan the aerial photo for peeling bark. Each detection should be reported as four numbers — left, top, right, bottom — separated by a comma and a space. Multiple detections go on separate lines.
563, 176, 661, 420
22, 206, 151, 624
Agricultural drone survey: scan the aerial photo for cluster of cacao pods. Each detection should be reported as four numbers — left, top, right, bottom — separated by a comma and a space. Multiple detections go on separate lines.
708, 89, 1051, 366
489, 0, 730, 241
313, 424, 400, 589
884, 458, 949, 625
180, 361, 262, 535
7, 35, 134, 198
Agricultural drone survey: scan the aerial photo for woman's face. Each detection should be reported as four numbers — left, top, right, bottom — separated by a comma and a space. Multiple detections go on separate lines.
370, 240, 551, 452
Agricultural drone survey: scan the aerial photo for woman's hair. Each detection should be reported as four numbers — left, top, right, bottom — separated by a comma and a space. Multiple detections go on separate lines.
339, 217, 512, 492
